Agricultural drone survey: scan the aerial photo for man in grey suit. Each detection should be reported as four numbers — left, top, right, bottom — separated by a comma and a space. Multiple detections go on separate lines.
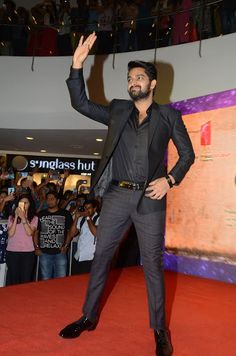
59, 32, 195, 356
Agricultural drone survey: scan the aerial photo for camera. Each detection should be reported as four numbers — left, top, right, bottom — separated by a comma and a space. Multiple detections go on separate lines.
78, 206, 85, 212
8, 187, 15, 195
49, 171, 61, 181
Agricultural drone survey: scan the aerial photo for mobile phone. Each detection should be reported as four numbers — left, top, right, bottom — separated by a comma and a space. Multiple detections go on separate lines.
50, 171, 60, 180
52, 174, 60, 180
8, 187, 15, 195
18, 201, 25, 210
82, 180, 87, 184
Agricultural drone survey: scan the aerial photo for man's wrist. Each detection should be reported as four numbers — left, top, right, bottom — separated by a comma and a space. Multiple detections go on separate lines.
165, 175, 174, 188
72, 63, 83, 69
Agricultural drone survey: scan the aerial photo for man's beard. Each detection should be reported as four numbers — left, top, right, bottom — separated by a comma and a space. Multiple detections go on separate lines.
128, 84, 152, 101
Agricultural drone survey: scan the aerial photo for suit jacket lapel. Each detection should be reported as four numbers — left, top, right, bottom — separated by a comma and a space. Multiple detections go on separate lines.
148, 102, 161, 148
93, 100, 134, 186
110, 100, 134, 149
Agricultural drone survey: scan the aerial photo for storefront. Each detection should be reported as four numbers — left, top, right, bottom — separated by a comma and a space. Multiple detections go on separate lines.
6, 154, 100, 193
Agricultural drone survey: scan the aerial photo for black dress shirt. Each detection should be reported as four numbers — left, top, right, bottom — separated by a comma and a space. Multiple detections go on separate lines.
112, 105, 152, 182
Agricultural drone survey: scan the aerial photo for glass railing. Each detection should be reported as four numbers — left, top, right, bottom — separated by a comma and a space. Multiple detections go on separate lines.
0, 0, 235, 57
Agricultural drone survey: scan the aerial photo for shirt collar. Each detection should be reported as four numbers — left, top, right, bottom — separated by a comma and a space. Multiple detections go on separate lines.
134, 103, 153, 116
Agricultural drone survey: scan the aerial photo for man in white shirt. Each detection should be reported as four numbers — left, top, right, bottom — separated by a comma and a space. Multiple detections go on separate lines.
70, 200, 99, 274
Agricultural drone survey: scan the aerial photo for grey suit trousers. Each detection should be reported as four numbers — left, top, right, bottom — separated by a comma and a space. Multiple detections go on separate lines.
83, 185, 166, 329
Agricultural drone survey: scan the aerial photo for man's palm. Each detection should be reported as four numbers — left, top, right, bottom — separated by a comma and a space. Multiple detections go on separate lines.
73, 32, 97, 69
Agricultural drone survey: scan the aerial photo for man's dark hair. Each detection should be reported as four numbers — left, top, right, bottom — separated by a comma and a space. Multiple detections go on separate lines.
128, 61, 157, 81
46, 182, 57, 191
77, 193, 87, 200
63, 190, 73, 200
84, 199, 98, 209
46, 191, 59, 200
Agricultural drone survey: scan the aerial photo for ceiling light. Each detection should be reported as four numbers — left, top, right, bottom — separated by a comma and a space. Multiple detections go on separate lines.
96, 138, 103, 142
93, 152, 100, 156
26, 136, 34, 140
40, 149, 47, 153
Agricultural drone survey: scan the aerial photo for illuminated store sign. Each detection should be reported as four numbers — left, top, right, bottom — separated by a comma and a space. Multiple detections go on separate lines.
29, 158, 96, 172
7, 154, 99, 174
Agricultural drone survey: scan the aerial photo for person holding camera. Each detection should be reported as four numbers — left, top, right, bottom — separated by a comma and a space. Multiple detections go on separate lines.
6, 194, 38, 285
70, 199, 99, 275
68, 193, 87, 216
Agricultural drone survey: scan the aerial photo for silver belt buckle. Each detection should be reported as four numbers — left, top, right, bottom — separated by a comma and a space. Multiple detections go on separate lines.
132, 182, 138, 190
128, 182, 133, 190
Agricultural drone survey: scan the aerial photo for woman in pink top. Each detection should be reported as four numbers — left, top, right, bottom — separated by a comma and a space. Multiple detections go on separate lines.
6, 194, 38, 285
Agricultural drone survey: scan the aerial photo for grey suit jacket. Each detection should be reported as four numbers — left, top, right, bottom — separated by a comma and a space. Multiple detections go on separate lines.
66, 68, 195, 214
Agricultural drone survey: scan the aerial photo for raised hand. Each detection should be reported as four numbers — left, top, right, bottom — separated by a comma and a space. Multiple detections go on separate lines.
72, 32, 97, 69
63, 169, 70, 179
4, 193, 15, 202
16, 207, 26, 220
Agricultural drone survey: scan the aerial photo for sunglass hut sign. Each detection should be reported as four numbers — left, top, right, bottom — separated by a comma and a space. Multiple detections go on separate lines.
29, 157, 97, 173
4, 154, 99, 174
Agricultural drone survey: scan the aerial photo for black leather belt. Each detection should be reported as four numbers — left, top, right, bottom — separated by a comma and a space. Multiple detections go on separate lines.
111, 180, 145, 191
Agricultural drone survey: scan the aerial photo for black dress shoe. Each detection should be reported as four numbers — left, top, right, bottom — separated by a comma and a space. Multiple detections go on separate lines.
154, 329, 173, 356
59, 315, 96, 339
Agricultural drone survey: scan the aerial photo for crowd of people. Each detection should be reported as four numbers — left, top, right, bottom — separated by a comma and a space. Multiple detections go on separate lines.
0, 0, 235, 56
0, 167, 102, 286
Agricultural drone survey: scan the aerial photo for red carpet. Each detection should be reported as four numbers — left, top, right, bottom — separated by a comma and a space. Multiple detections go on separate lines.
1, 267, 236, 355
